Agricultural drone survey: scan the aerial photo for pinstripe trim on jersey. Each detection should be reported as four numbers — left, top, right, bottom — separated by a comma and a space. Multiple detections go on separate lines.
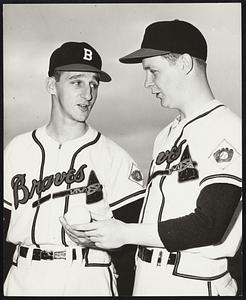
158, 176, 165, 222
84, 248, 111, 267
200, 174, 242, 186
142, 158, 171, 222
174, 105, 225, 146
148, 169, 171, 183
142, 105, 225, 224
107, 266, 116, 296
109, 190, 145, 210
140, 184, 151, 223
207, 281, 212, 296
31, 130, 46, 248
61, 132, 101, 246
147, 159, 154, 185
173, 251, 228, 281
4, 199, 12, 207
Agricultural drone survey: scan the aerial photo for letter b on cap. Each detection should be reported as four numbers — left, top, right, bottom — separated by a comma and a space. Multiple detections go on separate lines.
83, 48, 92, 61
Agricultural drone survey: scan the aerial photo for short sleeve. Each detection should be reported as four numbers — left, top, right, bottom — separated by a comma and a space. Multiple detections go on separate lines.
105, 147, 145, 210
198, 118, 242, 190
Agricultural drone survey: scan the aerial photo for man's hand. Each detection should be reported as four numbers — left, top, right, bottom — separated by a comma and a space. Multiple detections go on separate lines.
68, 218, 127, 250
59, 216, 95, 248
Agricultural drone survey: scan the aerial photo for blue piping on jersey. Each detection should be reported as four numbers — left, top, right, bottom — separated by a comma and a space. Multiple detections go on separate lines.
107, 266, 115, 296
207, 282, 212, 296
174, 104, 225, 147
148, 169, 171, 184
173, 251, 228, 281
142, 104, 225, 223
109, 189, 145, 208
158, 176, 165, 222
4, 199, 12, 206
200, 174, 242, 186
146, 159, 154, 185
140, 183, 152, 224
31, 130, 46, 248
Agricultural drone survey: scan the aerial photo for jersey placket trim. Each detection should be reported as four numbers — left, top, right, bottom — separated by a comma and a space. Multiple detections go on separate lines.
61, 132, 101, 246
158, 176, 166, 222
31, 130, 46, 247
173, 105, 225, 148
142, 104, 225, 225
139, 182, 152, 223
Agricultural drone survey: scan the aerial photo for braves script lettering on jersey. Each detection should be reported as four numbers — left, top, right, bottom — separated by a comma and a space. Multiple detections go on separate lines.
4, 125, 145, 296
134, 100, 241, 296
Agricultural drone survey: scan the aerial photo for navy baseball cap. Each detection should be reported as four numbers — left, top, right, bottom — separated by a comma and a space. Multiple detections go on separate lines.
48, 42, 111, 82
119, 20, 207, 63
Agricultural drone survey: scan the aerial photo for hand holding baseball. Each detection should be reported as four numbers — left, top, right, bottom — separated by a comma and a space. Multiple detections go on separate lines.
59, 216, 95, 248
71, 218, 127, 250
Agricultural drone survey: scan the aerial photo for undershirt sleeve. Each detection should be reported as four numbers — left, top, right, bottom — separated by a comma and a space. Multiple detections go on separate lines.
158, 183, 241, 252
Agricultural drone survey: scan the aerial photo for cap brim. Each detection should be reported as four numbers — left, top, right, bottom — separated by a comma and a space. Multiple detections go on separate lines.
55, 64, 111, 82
119, 48, 170, 64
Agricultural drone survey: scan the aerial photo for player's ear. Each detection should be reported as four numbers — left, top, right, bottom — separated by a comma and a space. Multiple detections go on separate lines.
179, 53, 193, 75
46, 76, 57, 95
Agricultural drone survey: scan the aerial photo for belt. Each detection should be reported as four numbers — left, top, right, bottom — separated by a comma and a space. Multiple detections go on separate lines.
138, 246, 176, 266
19, 246, 87, 261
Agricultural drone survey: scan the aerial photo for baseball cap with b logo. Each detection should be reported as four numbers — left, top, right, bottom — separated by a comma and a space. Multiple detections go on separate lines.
119, 20, 207, 63
48, 42, 111, 82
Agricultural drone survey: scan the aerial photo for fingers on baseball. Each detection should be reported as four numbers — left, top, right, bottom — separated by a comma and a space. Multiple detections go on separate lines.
73, 222, 100, 231
85, 230, 101, 238
68, 235, 80, 244
94, 242, 101, 248
63, 226, 86, 241
63, 226, 76, 237
64, 225, 84, 237
59, 216, 69, 226
69, 230, 90, 241
89, 236, 100, 243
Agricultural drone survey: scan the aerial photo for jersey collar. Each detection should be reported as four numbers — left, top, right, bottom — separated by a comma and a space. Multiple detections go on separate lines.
172, 99, 224, 129
37, 124, 98, 148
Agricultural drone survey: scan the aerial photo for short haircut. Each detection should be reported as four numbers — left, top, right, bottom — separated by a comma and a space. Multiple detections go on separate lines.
53, 70, 64, 82
162, 53, 207, 71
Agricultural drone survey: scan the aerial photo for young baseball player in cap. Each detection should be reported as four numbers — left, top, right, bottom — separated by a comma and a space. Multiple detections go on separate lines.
67, 20, 242, 296
3, 41, 145, 296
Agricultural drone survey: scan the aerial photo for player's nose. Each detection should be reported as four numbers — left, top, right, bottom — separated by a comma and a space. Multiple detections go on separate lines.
80, 85, 93, 101
144, 73, 154, 89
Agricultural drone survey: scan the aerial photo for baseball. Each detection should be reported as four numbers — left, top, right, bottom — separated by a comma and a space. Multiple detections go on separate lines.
64, 206, 91, 225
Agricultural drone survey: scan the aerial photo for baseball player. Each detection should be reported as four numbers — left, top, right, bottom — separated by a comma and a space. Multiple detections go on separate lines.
3, 41, 145, 296
72, 20, 242, 296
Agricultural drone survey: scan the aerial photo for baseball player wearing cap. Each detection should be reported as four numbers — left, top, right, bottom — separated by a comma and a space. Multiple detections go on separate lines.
74, 20, 242, 296
3, 41, 145, 296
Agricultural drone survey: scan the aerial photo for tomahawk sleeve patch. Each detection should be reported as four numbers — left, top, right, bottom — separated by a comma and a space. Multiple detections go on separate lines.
208, 139, 241, 170
129, 163, 144, 186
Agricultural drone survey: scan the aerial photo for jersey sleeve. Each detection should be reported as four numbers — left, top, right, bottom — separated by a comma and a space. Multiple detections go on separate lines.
157, 115, 242, 251
198, 120, 242, 190
104, 144, 145, 211
158, 183, 241, 251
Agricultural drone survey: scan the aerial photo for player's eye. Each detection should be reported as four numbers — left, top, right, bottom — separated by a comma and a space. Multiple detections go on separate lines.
71, 80, 82, 86
90, 82, 99, 89
150, 69, 158, 75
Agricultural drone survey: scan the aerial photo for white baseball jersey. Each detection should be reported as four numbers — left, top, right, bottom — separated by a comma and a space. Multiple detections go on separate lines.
134, 99, 242, 296
4, 124, 145, 296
